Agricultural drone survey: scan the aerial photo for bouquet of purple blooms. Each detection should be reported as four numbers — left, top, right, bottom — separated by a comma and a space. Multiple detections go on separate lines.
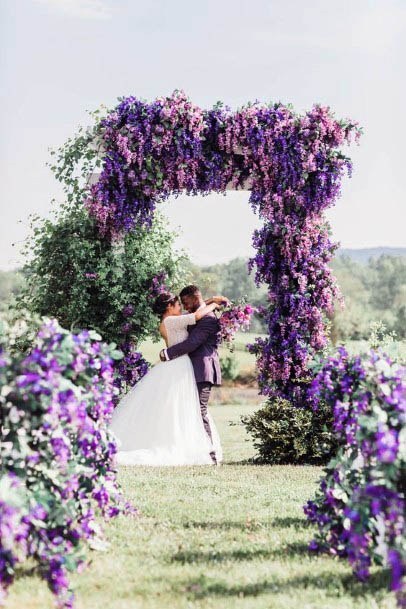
219, 300, 256, 350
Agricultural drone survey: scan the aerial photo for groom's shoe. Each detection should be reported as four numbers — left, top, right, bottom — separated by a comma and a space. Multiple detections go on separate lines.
210, 450, 217, 465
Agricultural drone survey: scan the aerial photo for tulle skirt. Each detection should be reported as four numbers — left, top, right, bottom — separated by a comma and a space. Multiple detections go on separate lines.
109, 355, 223, 466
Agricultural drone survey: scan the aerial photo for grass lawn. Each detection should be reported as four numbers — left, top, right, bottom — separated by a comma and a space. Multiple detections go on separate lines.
7, 404, 396, 609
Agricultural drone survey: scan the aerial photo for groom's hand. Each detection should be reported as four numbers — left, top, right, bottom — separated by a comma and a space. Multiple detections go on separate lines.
159, 349, 166, 362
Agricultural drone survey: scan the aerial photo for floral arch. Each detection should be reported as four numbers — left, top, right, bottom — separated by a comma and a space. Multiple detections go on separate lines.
84, 90, 361, 404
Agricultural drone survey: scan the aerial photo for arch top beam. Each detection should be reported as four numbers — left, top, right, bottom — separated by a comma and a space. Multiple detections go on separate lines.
85, 90, 361, 236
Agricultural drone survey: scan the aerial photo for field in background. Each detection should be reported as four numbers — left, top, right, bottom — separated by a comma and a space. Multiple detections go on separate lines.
139, 332, 406, 379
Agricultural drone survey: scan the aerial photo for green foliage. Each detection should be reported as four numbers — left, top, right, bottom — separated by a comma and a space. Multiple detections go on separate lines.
185, 257, 268, 333
368, 320, 398, 350
331, 254, 406, 341
48, 106, 107, 207
220, 353, 239, 381
15, 205, 188, 347
0, 270, 25, 311
242, 398, 338, 465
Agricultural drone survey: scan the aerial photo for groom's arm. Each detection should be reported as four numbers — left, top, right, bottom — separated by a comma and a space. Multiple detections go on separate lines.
160, 317, 216, 361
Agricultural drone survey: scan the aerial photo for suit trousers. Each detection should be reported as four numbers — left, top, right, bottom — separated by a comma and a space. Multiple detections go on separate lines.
197, 381, 217, 464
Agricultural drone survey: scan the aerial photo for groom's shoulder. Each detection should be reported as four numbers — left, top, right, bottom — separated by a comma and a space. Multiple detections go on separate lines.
194, 313, 218, 326
199, 311, 217, 320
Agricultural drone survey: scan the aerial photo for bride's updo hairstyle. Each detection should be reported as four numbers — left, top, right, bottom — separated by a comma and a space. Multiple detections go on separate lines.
152, 292, 179, 319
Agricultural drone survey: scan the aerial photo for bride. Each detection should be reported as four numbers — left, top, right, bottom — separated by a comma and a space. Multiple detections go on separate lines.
109, 292, 225, 466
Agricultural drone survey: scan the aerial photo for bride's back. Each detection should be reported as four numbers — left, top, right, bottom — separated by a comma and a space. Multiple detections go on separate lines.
161, 313, 195, 348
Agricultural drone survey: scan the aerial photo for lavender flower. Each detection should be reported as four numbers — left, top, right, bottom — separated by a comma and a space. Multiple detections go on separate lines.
304, 349, 405, 605
0, 317, 135, 608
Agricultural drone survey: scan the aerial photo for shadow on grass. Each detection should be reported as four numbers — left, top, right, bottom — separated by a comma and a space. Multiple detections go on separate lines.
272, 516, 309, 529
171, 541, 310, 565
13, 563, 43, 581
182, 516, 307, 532
221, 458, 258, 466
182, 520, 265, 531
181, 569, 392, 600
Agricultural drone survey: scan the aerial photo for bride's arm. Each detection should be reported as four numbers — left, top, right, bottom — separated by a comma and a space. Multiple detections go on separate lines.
194, 302, 218, 321
205, 295, 230, 306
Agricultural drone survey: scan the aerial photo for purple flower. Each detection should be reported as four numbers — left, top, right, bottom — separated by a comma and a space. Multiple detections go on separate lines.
122, 304, 134, 317
376, 425, 399, 464
303, 349, 405, 605
0, 318, 134, 607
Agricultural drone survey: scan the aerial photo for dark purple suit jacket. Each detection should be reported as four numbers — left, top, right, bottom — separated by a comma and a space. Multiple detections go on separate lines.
166, 312, 222, 386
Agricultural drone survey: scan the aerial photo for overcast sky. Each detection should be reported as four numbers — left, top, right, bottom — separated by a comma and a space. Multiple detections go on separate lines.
1, 0, 405, 269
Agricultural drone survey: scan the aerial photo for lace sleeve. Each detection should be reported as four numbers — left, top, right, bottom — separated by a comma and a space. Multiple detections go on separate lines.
164, 313, 196, 330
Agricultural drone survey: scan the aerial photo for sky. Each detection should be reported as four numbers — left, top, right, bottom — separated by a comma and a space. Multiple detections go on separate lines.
1, 0, 405, 269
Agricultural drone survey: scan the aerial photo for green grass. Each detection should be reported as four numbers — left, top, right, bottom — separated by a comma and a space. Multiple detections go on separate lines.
7, 404, 396, 609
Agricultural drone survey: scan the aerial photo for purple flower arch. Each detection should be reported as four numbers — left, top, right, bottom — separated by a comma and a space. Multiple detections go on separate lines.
86, 90, 362, 403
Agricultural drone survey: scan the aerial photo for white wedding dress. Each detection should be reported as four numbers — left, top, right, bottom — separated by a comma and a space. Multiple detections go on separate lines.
109, 312, 223, 466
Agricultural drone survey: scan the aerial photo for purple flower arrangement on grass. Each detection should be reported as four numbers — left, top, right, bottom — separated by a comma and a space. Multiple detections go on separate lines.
84, 90, 361, 403
0, 318, 135, 608
304, 347, 405, 606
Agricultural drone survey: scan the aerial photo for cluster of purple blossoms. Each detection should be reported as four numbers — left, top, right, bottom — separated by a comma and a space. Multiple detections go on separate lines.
112, 340, 150, 399
147, 271, 170, 300
219, 302, 256, 349
84, 90, 361, 402
304, 347, 405, 605
0, 318, 135, 608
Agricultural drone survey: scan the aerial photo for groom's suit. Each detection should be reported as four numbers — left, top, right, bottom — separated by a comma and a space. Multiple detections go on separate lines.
164, 310, 222, 463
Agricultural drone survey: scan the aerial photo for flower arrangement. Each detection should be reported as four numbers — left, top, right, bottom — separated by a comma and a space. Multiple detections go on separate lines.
219, 301, 256, 350
53, 90, 361, 403
112, 340, 150, 399
304, 347, 405, 606
147, 271, 170, 299
0, 317, 135, 608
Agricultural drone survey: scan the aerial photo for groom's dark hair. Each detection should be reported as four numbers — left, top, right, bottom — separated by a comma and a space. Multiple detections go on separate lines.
179, 285, 201, 299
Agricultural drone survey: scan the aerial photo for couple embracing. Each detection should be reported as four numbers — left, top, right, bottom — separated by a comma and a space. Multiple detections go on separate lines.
109, 285, 229, 466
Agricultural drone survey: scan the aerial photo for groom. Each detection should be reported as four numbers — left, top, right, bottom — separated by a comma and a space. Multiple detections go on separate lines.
159, 285, 222, 464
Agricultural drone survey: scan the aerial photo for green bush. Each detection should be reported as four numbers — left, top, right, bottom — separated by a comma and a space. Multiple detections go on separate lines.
242, 397, 338, 465
15, 206, 187, 347
220, 353, 239, 381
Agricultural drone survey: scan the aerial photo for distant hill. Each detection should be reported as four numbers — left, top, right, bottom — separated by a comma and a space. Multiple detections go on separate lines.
337, 247, 406, 264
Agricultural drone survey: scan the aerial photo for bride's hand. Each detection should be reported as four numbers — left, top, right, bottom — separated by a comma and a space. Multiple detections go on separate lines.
213, 295, 231, 307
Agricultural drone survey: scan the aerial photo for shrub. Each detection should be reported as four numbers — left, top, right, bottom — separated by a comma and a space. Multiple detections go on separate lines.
220, 354, 239, 381
16, 206, 187, 348
242, 397, 338, 465
304, 347, 405, 606
0, 314, 134, 608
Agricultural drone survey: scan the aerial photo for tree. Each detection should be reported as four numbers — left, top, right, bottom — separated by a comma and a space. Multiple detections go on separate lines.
0, 270, 25, 311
